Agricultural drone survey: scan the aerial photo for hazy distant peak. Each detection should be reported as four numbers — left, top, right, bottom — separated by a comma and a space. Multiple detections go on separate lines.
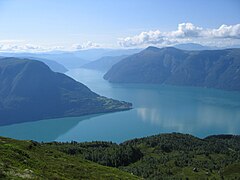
174, 43, 213, 51
143, 46, 182, 54
145, 46, 160, 51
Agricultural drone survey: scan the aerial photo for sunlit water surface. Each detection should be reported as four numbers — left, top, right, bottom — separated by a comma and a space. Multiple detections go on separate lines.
0, 68, 240, 143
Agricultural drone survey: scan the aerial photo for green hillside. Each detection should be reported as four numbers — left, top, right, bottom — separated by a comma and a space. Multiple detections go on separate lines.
46, 133, 240, 179
1, 133, 240, 179
0, 136, 137, 179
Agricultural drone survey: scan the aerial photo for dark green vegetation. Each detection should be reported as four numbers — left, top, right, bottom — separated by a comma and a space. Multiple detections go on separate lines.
1, 133, 240, 179
0, 136, 137, 179
119, 133, 240, 179
0, 58, 132, 125
104, 47, 240, 91
82, 55, 128, 72
44, 133, 240, 179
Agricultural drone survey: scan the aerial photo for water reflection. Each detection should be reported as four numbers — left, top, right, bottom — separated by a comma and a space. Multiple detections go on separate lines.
0, 68, 240, 142
0, 115, 100, 142
137, 108, 186, 132
137, 104, 240, 136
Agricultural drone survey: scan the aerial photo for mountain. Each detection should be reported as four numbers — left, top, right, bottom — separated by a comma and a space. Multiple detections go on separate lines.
0, 58, 132, 125
0, 52, 90, 69
1, 133, 240, 179
174, 43, 240, 51
0, 48, 141, 69
226, 44, 240, 49
38, 52, 90, 69
24, 57, 68, 73
101, 48, 142, 57
70, 48, 141, 61
81, 55, 128, 72
104, 47, 240, 91
40, 49, 141, 68
174, 43, 214, 50
0, 56, 67, 73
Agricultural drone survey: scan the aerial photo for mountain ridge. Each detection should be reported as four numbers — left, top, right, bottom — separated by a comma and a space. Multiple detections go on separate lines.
104, 47, 240, 91
0, 58, 132, 125
81, 55, 128, 72
0, 56, 68, 73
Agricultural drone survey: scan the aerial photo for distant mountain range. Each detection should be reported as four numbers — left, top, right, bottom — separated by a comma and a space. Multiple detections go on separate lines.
23, 57, 67, 73
0, 58, 131, 125
81, 55, 128, 72
0, 52, 89, 69
104, 46, 240, 91
0, 56, 67, 73
0, 48, 141, 69
174, 43, 240, 51
80, 44, 214, 73
45, 48, 141, 61
38, 52, 90, 69
174, 43, 215, 50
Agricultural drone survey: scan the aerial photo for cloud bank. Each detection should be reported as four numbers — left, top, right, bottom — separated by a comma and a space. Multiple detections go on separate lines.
0, 41, 101, 52
1, 24, 239, 52
0, 44, 46, 52
72, 41, 100, 50
119, 23, 240, 47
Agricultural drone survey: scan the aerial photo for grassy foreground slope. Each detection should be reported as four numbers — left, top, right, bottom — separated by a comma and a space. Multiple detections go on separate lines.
1, 133, 240, 179
0, 137, 137, 179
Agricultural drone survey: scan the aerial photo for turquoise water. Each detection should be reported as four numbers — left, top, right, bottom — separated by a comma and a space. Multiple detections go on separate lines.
0, 68, 240, 143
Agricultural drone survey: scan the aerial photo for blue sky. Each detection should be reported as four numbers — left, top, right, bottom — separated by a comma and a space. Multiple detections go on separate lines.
0, 0, 239, 51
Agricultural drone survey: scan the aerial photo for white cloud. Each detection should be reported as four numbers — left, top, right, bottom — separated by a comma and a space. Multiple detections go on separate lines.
119, 30, 165, 47
169, 23, 203, 38
0, 44, 47, 52
72, 41, 100, 50
0, 43, 66, 52
119, 23, 240, 47
0, 39, 101, 52
206, 24, 240, 38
